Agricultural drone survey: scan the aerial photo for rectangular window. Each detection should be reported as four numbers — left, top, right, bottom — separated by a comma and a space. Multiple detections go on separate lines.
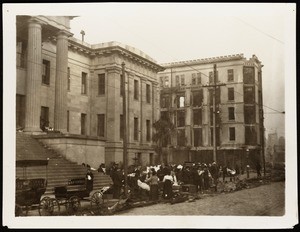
245, 126, 257, 145
40, 106, 49, 130
180, 75, 185, 86
176, 75, 180, 86
67, 67, 71, 91
194, 128, 202, 147
244, 105, 256, 124
81, 113, 86, 135
229, 127, 235, 141
161, 94, 170, 108
197, 73, 201, 85
81, 72, 87, 94
192, 90, 203, 107
193, 109, 202, 126
42, 60, 50, 85
134, 80, 139, 100
177, 94, 185, 108
146, 84, 151, 103
120, 74, 124, 96
244, 67, 255, 84
177, 110, 185, 127
209, 88, 221, 105
120, 115, 124, 139
134, 117, 138, 140
228, 107, 235, 120
98, 73, 105, 95
177, 129, 186, 146
244, 86, 255, 104
67, 110, 69, 132
97, 114, 105, 137
228, 87, 234, 101
146, 120, 151, 141
228, 69, 234, 82
209, 71, 218, 84
192, 73, 196, 85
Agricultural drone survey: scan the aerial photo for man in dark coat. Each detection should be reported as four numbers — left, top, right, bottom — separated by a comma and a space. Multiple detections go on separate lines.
86, 169, 94, 192
112, 165, 124, 199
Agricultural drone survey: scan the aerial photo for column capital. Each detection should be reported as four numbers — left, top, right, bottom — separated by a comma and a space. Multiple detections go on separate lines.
27, 17, 45, 28
56, 29, 73, 38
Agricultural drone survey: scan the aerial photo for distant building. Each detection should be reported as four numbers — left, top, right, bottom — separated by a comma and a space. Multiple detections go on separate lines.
16, 16, 164, 167
158, 54, 264, 169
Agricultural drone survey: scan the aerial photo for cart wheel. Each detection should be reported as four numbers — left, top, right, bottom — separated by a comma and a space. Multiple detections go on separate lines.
90, 191, 105, 214
66, 196, 81, 215
38, 197, 53, 216
50, 198, 60, 216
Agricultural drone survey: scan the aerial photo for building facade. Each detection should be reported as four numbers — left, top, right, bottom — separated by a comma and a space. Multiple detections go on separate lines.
16, 16, 163, 168
158, 54, 264, 170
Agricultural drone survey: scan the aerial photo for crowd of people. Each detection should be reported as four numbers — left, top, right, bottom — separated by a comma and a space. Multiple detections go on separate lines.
90, 161, 251, 202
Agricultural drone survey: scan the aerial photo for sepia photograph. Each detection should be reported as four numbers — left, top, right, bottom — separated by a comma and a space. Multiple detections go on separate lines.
2, 2, 297, 229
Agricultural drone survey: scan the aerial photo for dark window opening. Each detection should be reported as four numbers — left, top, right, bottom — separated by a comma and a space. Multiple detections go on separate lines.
209, 88, 220, 105
16, 94, 25, 128
228, 69, 234, 82
192, 90, 203, 107
134, 80, 139, 100
81, 72, 87, 94
177, 129, 186, 146
146, 120, 151, 141
244, 105, 256, 124
177, 110, 185, 127
67, 67, 71, 91
161, 111, 170, 121
81, 113, 86, 135
161, 94, 170, 108
243, 67, 255, 84
97, 114, 105, 137
42, 60, 50, 85
134, 117, 139, 140
40, 106, 49, 131
98, 73, 105, 95
210, 107, 220, 126
228, 107, 235, 120
228, 87, 234, 101
146, 84, 151, 103
197, 73, 201, 85
193, 109, 202, 126
244, 86, 255, 104
194, 128, 203, 147
229, 127, 236, 141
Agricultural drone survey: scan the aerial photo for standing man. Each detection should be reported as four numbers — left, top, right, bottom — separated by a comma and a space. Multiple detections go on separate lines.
86, 168, 94, 192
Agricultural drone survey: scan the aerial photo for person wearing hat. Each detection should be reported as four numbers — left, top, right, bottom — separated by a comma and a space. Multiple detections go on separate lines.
85, 168, 94, 192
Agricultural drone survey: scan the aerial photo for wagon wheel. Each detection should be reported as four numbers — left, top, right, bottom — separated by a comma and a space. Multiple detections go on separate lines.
38, 197, 53, 216
50, 198, 60, 216
66, 196, 81, 215
90, 191, 106, 215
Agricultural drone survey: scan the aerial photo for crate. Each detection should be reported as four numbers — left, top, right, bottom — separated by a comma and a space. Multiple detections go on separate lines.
181, 184, 197, 193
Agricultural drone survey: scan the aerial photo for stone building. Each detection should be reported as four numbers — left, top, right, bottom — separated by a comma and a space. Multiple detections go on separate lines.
16, 16, 164, 168
158, 54, 264, 170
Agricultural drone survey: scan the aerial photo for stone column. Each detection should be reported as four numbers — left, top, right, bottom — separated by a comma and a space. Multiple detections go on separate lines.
54, 30, 72, 133
24, 18, 43, 133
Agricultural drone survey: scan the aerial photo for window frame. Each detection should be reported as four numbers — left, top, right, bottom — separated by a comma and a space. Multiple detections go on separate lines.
98, 73, 105, 95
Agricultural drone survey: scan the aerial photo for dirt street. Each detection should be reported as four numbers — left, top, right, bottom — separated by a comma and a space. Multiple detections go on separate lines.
116, 181, 285, 216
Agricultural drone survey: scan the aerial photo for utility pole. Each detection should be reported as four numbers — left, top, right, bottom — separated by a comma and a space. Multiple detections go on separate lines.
203, 64, 225, 163
121, 62, 128, 197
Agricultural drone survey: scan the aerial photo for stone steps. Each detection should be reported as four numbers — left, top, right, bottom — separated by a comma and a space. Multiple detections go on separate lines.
16, 132, 113, 195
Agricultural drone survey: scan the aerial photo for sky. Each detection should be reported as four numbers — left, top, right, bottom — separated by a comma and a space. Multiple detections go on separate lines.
67, 3, 290, 137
